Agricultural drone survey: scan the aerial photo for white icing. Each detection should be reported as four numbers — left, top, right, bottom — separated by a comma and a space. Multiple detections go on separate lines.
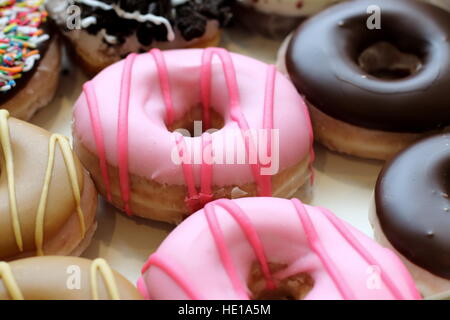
75, 0, 111, 10
29, 34, 50, 46
74, 0, 176, 41
112, 5, 175, 41
238, 0, 345, 17
81, 16, 97, 28
23, 54, 41, 72
100, 29, 118, 45
171, 0, 189, 5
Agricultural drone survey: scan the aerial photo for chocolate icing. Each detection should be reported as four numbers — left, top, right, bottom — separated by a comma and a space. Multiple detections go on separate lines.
375, 134, 450, 279
286, 0, 450, 133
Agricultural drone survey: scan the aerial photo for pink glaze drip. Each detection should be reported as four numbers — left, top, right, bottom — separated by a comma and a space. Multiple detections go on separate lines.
200, 51, 212, 130
75, 49, 314, 217
174, 131, 214, 212
177, 49, 280, 211
150, 49, 212, 212
199, 132, 213, 203
139, 197, 421, 300
117, 53, 137, 216
263, 65, 276, 157
382, 248, 422, 300
173, 132, 198, 209
204, 202, 250, 299
260, 65, 276, 193
136, 277, 151, 300
291, 198, 355, 299
200, 48, 272, 197
83, 81, 112, 201
141, 253, 203, 300
318, 207, 410, 300
149, 49, 174, 126
215, 199, 275, 290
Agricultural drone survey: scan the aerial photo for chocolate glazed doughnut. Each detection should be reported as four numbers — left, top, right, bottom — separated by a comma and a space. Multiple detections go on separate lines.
285, 0, 450, 160
371, 134, 450, 298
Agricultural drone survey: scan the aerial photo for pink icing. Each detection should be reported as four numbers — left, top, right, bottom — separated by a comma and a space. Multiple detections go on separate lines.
74, 49, 313, 213
204, 203, 249, 299
138, 197, 421, 300
136, 277, 150, 300
204, 199, 275, 298
117, 53, 137, 216
199, 133, 213, 204
292, 199, 355, 299
141, 252, 204, 300
200, 48, 272, 197
83, 81, 112, 201
149, 49, 174, 126
317, 206, 414, 299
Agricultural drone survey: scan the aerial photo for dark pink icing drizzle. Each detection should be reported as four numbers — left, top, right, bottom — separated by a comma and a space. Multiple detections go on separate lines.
141, 252, 204, 299
117, 53, 137, 216
83, 81, 112, 201
140, 199, 420, 300
82, 48, 316, 216
205, 199, 275, 298
150, 49, 174, 126
291, 198, 355, 299
318, 206, 412, 299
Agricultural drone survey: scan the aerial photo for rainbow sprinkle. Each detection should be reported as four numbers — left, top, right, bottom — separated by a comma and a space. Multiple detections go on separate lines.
0, 0, 49, 93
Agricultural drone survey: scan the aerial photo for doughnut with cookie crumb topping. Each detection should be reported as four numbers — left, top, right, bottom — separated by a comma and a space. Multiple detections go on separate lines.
46, 0, 234, 74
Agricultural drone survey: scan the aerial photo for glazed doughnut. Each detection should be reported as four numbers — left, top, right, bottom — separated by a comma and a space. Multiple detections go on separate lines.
73, 48, 314, 223
46, 0, 233, 74
0, 110, 98, 260
371, 134, 450, 298
138, 197, 420, 300
234, 0, 343, 38
0, 0, 61, 121
0, 256, 142, 299
279, 0, 450, 160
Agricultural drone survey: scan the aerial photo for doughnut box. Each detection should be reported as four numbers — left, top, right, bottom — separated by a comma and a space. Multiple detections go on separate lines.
0, 0, 449, 301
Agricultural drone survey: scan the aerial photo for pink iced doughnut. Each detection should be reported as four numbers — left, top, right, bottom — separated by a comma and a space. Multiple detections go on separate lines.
73, 48, 314, 223
138, 197, 421, 300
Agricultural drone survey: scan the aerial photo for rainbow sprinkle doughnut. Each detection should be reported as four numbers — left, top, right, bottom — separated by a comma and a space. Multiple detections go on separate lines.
0, 0, 49, 93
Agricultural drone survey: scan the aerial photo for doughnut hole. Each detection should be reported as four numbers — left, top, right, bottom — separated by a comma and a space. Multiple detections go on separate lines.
358, 41, 423, 79
248, 262, 314, 300
167, 104, 225, 136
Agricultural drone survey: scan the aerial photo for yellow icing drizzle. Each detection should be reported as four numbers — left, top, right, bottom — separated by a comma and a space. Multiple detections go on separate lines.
0, 109, 85, 256
0, 262, 24, 300
90, 258, 120, 300
35, 134, 86, 256
0, 110, 22, 251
